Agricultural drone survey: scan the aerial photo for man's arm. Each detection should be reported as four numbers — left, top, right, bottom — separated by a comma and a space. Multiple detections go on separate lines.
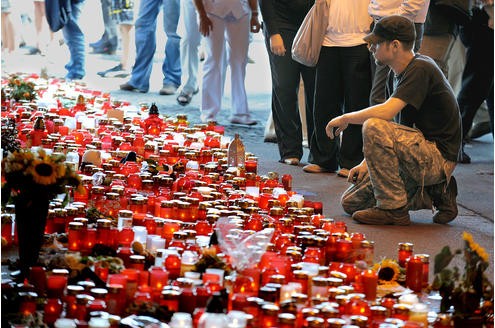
325, 97, 407, 139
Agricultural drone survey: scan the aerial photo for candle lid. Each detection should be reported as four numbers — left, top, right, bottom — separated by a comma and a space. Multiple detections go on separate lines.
398, 242, 414, 251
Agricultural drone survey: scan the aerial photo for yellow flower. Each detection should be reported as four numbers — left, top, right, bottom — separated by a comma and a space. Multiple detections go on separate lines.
28, 159, 58, 185
462, 231, 474, 245
372, 258, 401, 285
56, 162, 67, 178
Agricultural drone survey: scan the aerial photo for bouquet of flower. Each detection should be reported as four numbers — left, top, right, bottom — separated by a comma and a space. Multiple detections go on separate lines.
1, 148, 82, 206
4, 75, 37, 102
432, 231, 493, 317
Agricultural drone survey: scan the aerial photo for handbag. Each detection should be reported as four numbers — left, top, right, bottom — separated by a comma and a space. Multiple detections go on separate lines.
291, 0, 331, 67
45, 0, 72, 32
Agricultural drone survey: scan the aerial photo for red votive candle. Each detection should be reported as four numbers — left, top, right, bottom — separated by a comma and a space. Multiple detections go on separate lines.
46, 274, 68, 299
44, 298, 63, 325
361, 269, 378, 301
335, 239, 352, 262
397, 242, 414, 267
245, 158, 258, 174
149, 266, 169, 292
406, 255, 423, 292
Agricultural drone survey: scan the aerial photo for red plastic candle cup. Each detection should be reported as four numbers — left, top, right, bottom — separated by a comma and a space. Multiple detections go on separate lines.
258, 193, 272, 210
46, 274, 68, 299
44, 298, 63, 325
58, 125, 69, 136
397, 242, 414, 268
406, 255, 424, 292
361, 269, 378, 301
245, 159, 258, 174
313, 201, 323, 215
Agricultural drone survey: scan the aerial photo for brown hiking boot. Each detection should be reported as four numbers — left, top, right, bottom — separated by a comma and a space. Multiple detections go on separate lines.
352, 206, 411, 225
427, 176, 458, 224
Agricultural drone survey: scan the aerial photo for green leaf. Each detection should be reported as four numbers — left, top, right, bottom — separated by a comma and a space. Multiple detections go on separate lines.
434, 246, 455, 274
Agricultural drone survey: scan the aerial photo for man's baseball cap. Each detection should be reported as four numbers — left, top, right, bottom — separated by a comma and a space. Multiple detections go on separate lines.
364, 15, 416, 44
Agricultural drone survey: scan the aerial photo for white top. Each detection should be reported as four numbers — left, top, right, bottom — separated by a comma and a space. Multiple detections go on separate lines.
203, 0, 250, 20
323, 0, 373, 47
368, 0, 430, 23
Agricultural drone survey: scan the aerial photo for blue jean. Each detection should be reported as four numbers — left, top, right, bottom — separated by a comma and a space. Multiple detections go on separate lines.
62, 0, 85, 79
128, 0, 181, 92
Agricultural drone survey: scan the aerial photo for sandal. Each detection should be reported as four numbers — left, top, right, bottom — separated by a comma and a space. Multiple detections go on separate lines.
177, 91, 193, 106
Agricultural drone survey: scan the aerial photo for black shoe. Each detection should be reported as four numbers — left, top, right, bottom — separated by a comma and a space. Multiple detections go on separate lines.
120, 82, 147, 93
427, 176, 458, 224
352, 206, 411, 225
468, 121, 491, 140
458, 145, 471, 164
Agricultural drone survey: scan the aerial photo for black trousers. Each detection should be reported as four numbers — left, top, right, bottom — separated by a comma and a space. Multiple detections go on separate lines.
264, 28, 316, 161
309, 44, 371, 170
458, 8, 494, 140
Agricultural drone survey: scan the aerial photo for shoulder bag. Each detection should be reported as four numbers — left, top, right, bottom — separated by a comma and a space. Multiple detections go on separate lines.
291, 0, 331, 67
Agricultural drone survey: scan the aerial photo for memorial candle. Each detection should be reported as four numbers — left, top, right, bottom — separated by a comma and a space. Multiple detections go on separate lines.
397, 242, 414, 267
361, 269, 378, 301
46, 271, 68, 299
406, 255, 424, 292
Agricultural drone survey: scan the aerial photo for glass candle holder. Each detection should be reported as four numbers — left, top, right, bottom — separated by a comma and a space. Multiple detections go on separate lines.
406, 255, 423, 292
397, 242, 414, 267
361, 269, 378, 301
149, 267, 169, 292
335, 239, 352, 262
46, 273, 68, 299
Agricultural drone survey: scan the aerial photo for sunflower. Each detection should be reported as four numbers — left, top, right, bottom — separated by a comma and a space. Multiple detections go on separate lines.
29, 159, 58, 185
372, 258, 401, 285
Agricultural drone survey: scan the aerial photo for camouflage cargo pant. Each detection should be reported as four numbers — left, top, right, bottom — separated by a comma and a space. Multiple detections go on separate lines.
341, 118, 455, 214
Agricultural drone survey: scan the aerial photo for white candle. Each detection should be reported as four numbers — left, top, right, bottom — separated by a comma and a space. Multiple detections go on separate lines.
133, 226, 147, 244
149, 236, 166, 253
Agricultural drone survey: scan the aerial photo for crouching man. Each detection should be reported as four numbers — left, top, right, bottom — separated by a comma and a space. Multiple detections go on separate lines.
326, 15, 461, 225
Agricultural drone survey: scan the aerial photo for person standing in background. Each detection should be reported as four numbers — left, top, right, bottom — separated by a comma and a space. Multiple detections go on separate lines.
97, 0, 136, 78
368, 0, 430, 105
457, 0, 494, 163
90, 0, 118, 54
62, 0, 86, 80
419, 0, 471, 78
176, 0, 202, 106
30, 0, 52, 55
194, 0, 261, 125
119, 0, 181, 95
259, 0, 316, 166
1, 0, 16, 62
303, 0, 372, 177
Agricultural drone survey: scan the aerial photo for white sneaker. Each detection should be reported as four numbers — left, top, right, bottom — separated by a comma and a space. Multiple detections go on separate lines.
229, 115, 257, 126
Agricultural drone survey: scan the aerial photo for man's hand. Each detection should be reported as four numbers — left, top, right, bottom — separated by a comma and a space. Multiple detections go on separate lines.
325, 116, 348, 139
270, 34, 286, 56
251, 15, 261, 33
348, 160, 368, 184
198, 14, 213, 36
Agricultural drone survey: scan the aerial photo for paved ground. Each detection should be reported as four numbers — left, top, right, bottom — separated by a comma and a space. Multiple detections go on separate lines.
2, 2, 493, 283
